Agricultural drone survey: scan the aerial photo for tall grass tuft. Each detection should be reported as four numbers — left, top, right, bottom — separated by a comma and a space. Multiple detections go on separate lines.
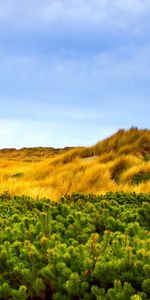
0, 128, 149, 200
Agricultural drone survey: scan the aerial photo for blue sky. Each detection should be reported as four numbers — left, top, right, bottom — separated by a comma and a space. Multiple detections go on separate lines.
0, 0, 150, 148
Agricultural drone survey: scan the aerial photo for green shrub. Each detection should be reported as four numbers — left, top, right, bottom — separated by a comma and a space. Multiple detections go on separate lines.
0, 192, 150, 299
11, 172, 24, 178
132, 172, 150, 184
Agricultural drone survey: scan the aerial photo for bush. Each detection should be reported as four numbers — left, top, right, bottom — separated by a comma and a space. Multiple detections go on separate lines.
0, 192, 150, 299
132, 172, 150, 185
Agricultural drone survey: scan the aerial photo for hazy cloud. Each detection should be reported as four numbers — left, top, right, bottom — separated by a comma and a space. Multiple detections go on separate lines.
0, 0, 150, 147
0, 0, 150, 31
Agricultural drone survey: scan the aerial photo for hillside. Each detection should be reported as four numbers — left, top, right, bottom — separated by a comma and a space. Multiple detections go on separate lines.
0, 128, 150, 200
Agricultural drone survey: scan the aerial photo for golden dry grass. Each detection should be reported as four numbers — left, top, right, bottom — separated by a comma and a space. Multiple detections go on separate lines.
0, 128, 150, 200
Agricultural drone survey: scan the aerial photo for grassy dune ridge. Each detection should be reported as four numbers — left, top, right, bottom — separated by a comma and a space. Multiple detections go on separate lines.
0, 128, 150, 200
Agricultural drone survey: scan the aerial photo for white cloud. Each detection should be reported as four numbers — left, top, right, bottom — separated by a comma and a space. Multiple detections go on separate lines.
0, 0, 150, 33
0, 41, 150, 114
0, 0, 149, 149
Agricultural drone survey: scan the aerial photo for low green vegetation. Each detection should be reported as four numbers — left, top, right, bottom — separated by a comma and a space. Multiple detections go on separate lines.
0, 192, 150, 299
11, 173, 24, 178
132, 172, 150, 185
143, 155, 150, 162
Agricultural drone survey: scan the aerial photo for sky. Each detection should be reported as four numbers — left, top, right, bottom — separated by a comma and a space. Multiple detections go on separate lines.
0, 0, 150, 148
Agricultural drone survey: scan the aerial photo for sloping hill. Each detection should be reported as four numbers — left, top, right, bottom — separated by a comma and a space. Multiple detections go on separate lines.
0, 127, 149, 161
92, 127, 150, 156
0, 127, 149, 199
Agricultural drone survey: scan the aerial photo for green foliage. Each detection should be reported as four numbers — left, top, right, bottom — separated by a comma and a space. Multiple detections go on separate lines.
132, 172, 150, 185
11, 172, 24, 178
142, 279, 150, 295
143, 155, 150, 162
0, 192, 150, 299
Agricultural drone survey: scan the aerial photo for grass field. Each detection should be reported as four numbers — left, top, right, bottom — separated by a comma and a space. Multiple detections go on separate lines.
0, 127, 150, 200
